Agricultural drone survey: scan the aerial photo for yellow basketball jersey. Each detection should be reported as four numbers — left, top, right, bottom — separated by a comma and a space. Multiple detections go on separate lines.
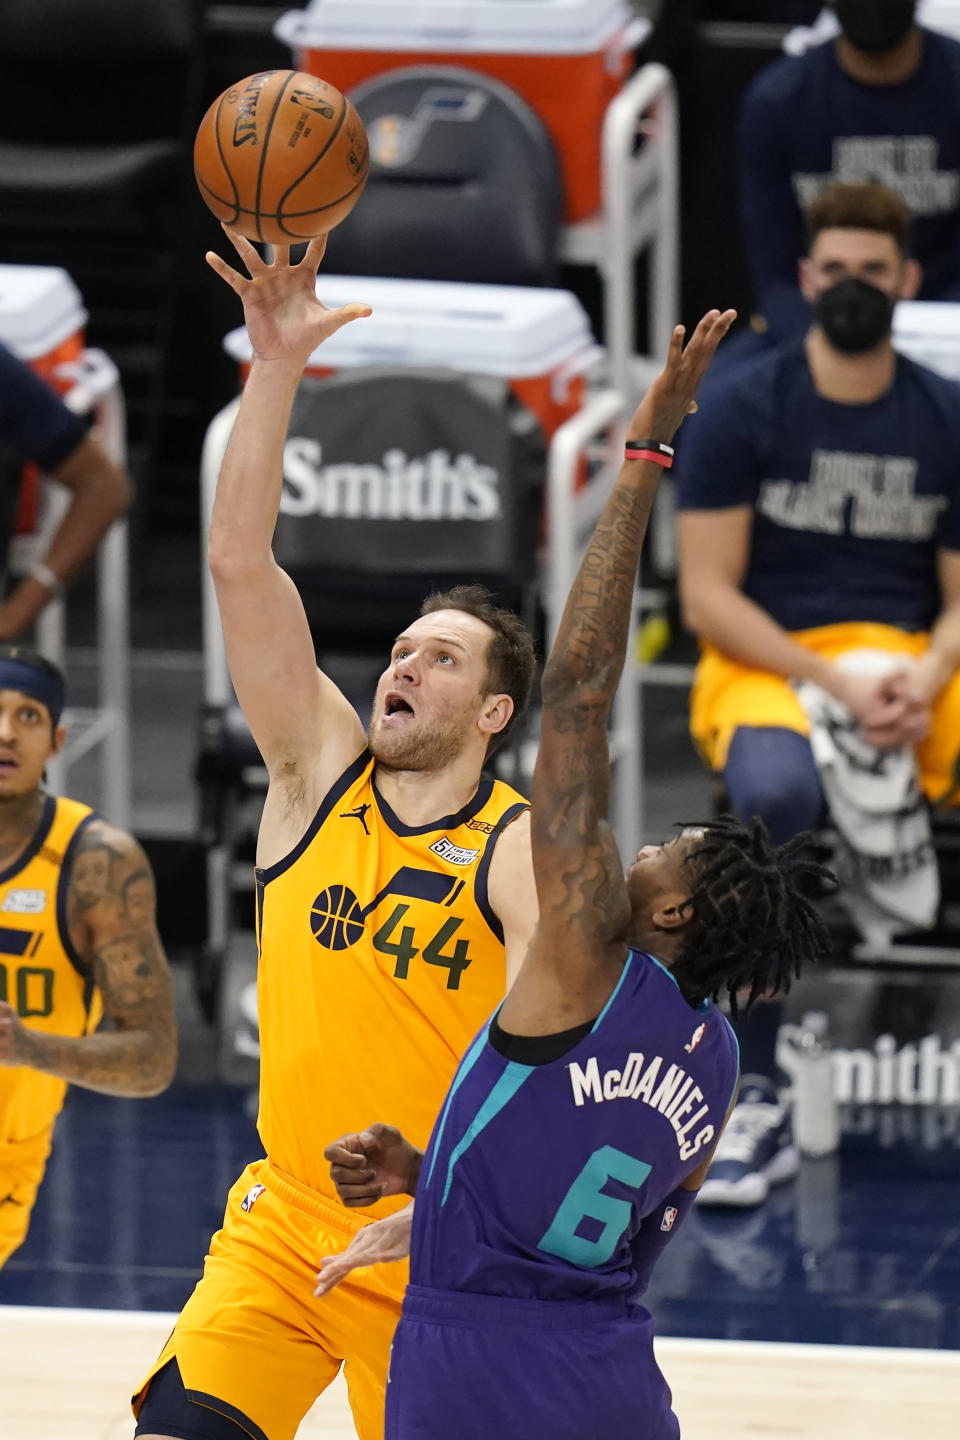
256, 748, 529, 1210
0, 795, 102, 1145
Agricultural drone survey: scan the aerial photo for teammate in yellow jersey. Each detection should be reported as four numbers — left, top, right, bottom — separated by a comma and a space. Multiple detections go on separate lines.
133, 234, 538, 1440
0, 645, 177, 1268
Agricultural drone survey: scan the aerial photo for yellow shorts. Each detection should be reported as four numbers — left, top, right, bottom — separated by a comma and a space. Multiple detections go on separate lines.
133, 1159, 406, 1440
690, 622, 960, 807
0, 1126, 53, 1268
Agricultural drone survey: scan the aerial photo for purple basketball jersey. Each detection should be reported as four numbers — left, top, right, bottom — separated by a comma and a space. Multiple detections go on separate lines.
410, 949, 739, 1300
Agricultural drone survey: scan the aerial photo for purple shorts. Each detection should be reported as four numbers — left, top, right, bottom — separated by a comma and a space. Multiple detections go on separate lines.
385, 1284, 680, 1440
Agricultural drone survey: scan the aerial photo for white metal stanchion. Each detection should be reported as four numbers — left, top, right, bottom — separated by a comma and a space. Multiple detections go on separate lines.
200, 397, 240, 710
19, 349, 132, 831
545, 388, 648, 860
560, 62, 680, 407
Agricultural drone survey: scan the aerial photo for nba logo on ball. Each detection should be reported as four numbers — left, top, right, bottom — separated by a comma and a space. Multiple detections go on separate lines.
660, 1206, 678, 1233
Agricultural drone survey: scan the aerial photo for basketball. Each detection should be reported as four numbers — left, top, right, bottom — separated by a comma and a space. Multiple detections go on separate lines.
193, 70, 369, 245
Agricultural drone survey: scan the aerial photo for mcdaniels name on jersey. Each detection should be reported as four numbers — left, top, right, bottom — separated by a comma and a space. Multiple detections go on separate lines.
569, 1051, 717, 1162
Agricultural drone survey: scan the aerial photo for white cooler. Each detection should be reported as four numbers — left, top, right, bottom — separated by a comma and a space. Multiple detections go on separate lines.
224, 274, 600, 440
274, 0, 648, 221
894, 299, 960, 379
0, 263, 87, 379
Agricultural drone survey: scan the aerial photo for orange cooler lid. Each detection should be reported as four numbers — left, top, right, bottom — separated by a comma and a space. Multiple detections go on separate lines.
0, 264, 87, 361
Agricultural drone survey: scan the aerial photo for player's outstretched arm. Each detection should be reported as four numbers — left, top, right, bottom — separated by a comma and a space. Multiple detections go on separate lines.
314, 1203, 415, 1297
205, 232, 372, 795
500, 311, 736, 1034
0, 820, 176, 1096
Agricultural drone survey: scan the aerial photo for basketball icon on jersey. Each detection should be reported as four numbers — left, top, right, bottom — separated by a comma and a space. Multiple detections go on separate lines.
310, 885, 366, 950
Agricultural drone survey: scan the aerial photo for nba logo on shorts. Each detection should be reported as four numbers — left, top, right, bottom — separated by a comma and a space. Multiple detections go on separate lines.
660, 1206, 678, 1233
241, 1183, 266, 1213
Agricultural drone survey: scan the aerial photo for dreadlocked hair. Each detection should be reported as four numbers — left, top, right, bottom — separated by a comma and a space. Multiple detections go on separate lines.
672, 815, 835, 1018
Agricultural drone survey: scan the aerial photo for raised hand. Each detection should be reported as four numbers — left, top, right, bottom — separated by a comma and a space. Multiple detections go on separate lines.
627, 309, 738, 446
205, 229, 371, 366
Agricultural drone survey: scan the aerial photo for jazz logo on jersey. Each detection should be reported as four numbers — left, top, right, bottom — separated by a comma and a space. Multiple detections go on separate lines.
240, 1183, 266, 1213
1, 888, 47, 914
429, 836, 480, 866
660, 1206, 679, 1233
684, 1022, 706, 1054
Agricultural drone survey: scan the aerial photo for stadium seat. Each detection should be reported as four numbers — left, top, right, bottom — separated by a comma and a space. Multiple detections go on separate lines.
321, 66, 564, 287
0, 0, 205, 487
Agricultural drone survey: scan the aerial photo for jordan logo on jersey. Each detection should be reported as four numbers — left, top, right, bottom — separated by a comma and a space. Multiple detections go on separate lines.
340, 803, 371, 835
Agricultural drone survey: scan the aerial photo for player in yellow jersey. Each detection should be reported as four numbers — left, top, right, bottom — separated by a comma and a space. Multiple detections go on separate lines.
133, 234, 538, 1440
0, 644, 177, 1268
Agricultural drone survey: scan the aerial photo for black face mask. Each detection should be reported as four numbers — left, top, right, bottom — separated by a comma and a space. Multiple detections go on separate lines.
833, 0, 917, 54
814, 276, 896, 353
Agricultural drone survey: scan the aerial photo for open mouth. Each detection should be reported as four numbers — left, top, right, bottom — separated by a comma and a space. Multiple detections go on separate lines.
383, 694, 415, 720
0, 756, 18, 772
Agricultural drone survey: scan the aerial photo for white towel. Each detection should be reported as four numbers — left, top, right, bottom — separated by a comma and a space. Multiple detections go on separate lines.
795, 650, 939, 946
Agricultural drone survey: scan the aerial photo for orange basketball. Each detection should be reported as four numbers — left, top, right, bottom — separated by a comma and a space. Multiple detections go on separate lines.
193, 70, 369, 245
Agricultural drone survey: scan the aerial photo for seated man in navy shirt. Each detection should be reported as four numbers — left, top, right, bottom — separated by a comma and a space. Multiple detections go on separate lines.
718, 1, 960, 385
0, 340, 130, 636
675, 180, 960, 1205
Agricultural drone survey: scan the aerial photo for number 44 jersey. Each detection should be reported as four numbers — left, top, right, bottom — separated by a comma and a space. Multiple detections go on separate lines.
255, 747, 528, 1207
411, 949, 739, 1301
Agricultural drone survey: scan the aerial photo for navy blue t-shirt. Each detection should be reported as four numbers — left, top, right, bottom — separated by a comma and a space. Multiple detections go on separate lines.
739, 29, 960, 339
674, 341, 960, 633
0, 339, 85, 473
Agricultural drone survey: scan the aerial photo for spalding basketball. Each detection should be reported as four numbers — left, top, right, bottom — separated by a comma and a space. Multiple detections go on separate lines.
193, 70, 369, 245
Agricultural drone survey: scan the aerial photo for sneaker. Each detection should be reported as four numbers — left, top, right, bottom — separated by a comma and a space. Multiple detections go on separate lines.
696, 1075, 798, 1208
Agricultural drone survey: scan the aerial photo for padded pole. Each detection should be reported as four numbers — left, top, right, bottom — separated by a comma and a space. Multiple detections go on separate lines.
545, 389, 642, 855
200, 399, 241, 708
601, 62, 680, 405
40, 349, 132, 831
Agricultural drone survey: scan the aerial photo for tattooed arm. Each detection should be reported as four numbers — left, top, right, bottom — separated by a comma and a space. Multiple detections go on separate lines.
0, 820, 177, 1096
499, 311, 736, 1036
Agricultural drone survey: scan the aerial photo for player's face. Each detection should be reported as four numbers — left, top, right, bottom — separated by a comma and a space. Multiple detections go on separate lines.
0, 688, 62, 796
800, 228, 916, 305
625, 830, 702, 924
369, 610, 504, 770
